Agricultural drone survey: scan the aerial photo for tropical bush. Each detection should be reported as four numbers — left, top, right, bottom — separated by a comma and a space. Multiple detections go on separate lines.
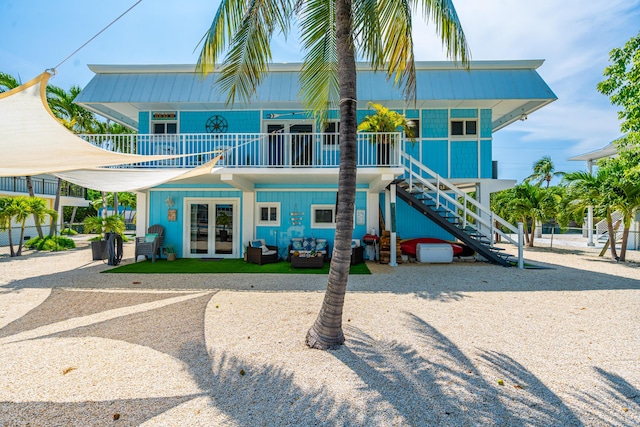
60, 227, 78, 235
83, 214, 126, 238
25, 236, 76, 251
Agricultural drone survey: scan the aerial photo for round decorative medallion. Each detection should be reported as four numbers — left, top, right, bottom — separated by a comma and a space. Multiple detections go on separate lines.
205, 115, 228, 133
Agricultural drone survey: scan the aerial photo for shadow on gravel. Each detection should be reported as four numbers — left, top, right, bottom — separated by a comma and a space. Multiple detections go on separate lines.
332, 313, 583, 426
478, 350, 583, 426
572, 368, 640, 427
2, 246, 639, 305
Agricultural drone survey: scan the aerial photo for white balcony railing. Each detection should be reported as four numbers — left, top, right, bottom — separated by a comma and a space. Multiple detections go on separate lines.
79, 132, 403, 168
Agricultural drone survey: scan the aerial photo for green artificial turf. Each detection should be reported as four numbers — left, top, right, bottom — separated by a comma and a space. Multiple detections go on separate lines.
103, 258, 371, 274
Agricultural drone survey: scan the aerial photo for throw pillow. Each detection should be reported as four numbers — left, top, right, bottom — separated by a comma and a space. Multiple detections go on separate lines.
261, 245, 270, 254
302, 237, 315, 251
251, 240, 263, 248
144, 233, 158, 243
292, 239, 303, 250
316, 241, 327, 251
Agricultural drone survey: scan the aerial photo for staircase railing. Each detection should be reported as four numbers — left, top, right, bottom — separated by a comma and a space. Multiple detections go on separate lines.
401, 152, 523, 268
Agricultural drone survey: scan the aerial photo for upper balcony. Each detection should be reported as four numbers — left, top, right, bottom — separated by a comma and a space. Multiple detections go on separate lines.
79, 132, 405, 169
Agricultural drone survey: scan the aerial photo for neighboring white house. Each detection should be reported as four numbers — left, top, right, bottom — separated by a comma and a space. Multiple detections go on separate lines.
568, 141, 639, 250
0, 174, 90, 249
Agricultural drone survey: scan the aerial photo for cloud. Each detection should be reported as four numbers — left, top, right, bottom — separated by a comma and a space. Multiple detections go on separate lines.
411, 0, 640, 181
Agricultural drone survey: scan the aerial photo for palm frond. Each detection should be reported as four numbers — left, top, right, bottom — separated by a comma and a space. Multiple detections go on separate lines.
195, 0, 251, 74
353, 0, 383, 67
377, 0, 416, 99
197, 0, 293, 105
416, 0, 470, 65
298, 0, 339, 123
0, 72, 21, 92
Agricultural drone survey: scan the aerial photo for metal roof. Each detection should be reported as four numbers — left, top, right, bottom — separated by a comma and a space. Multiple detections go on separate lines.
75, 61, 556, 131
568, 142, 619, 162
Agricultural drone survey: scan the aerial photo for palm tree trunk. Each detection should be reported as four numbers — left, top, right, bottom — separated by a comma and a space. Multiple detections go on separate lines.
306, 0, 357, 350
522, 217, 530, 245
605, 208, 618, 260
7, 224, 15, 257
16, 223, 26, 256
619, 214, 631, 262
528, 222, 536, 247
26, 176, 44, 239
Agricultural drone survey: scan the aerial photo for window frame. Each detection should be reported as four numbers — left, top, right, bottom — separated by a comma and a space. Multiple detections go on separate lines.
450, 119, 478, 137
311, 204, 336, 228
406, 119, 420, 139
256, 202, 280, 226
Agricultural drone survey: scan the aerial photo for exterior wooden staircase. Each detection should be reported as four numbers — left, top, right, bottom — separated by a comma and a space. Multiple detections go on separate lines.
395, 153, 524, 268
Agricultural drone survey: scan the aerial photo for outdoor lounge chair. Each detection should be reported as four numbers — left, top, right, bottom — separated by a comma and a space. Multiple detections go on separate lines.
246, 239, 279, 265
135, 224, 164, 262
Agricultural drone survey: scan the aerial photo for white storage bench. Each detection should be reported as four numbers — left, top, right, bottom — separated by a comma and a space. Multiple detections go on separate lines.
416, 243, 453, 263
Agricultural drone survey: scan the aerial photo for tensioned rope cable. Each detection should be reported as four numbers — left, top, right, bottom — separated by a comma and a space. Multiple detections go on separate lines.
50, 0, 143, 72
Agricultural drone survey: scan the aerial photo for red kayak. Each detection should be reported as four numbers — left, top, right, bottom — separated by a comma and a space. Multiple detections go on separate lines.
400, 238, 468, 257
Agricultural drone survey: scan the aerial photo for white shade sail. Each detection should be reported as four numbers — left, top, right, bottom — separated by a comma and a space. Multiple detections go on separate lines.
54, 157, 222, 192
0, 72, 195, 177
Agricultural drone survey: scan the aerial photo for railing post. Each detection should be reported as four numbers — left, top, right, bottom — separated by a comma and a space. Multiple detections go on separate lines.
181, 135, 186, 168
490, 212, 495, 246
518, 222, 524, 269
389, 183, 398, 267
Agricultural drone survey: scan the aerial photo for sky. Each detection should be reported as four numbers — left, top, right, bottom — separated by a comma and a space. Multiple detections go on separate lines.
1, 0, 639, 183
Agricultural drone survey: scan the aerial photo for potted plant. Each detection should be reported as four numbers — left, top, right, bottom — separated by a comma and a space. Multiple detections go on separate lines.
84, 215, 125, 260
165, 245, 177, 261
357, 102, 416, 164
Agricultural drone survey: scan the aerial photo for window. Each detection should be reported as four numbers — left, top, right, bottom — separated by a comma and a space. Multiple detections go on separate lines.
311, 204, 336, 228
153, 122, 177, 134
451, 120, 477, 136
406, 119, 420, 138
256, 203, 280, 226
152, 112, 178, 134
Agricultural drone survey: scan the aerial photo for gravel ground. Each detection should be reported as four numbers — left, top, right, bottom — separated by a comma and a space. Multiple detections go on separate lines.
0, 237, 639, 426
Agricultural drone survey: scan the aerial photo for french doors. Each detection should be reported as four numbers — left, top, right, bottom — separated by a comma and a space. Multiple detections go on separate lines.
185, 198, 239, 258
266, 122, 314, 166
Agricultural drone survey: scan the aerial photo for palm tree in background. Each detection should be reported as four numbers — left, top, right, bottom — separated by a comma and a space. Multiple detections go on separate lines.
563, 170, 619, 260
1, 72, 46, 238
525, 156, 565, 188
197, 0, 469, 349
46, 84, 98, 236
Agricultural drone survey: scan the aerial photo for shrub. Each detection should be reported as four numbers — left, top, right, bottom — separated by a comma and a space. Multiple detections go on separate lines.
24, 236, 76, 251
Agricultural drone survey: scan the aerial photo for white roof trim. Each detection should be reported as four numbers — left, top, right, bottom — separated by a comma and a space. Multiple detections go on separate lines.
87, 60, 546, 74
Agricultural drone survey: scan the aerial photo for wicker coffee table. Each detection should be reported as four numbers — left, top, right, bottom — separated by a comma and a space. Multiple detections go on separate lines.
291, 255, 324, 268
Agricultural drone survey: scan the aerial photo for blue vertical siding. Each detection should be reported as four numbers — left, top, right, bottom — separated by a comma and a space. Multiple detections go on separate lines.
423, 140, 449, 177
149, 189, 242, 256
180, 111, 261, 133
480, 140, 493, 178
138, 112, 149, 134
255, 190, 367, 256
379, 193, 454, 241
450, 141, 478, 178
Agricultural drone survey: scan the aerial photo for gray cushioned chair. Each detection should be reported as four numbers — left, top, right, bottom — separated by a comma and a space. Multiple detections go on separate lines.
135, 224, 164, 262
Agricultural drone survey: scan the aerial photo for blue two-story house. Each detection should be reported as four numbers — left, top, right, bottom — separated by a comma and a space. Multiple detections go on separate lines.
74, 60, 556, 265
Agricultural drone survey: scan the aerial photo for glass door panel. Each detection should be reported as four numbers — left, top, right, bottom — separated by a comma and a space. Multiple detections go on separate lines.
190, 203, 209, 254
290, 124, 313, 166
267, 124, 285, 166
215, 203, 233, 254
